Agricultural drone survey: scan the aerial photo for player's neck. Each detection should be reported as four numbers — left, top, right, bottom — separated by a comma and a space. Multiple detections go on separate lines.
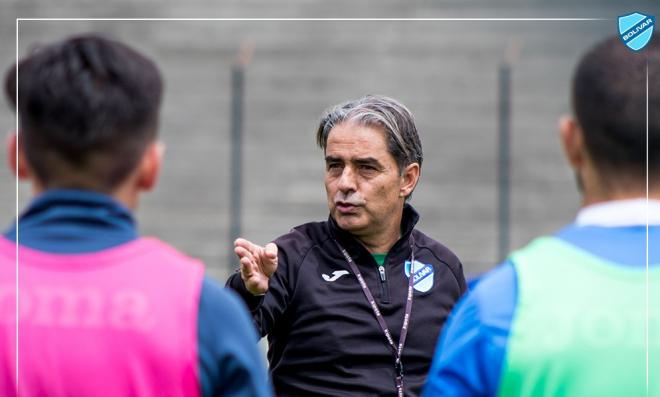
581, 174, 660, 206
112, 183, 140, 210
356, 218, 403, 254
358, 233, 400, 254
29, 182, 139, 210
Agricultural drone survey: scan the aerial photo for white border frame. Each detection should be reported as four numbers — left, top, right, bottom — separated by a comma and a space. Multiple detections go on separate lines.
15, 16, 653, 394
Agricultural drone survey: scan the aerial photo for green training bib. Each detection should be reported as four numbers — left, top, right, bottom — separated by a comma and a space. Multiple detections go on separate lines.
497, 237, 660, 397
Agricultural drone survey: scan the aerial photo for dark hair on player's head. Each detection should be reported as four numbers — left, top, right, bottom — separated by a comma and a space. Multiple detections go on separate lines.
572, 35, 659, 180
4, 33, 163, 192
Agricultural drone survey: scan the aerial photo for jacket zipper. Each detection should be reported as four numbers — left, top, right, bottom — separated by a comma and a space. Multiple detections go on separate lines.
377, 264, 390, 304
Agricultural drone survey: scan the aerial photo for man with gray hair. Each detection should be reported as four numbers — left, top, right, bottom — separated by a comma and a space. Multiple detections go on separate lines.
227, 95, 467, 396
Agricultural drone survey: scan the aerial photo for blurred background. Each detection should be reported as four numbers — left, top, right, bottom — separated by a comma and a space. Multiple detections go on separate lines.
0, 0, 656, 282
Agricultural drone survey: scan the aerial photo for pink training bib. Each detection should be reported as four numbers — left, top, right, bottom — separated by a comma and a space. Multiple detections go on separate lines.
0, 237, 203, 396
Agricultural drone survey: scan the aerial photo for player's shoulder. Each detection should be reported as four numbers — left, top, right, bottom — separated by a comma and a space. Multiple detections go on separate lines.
274, 220, 332, 259
412, 229, 463, 275
201, 276, 248, 310
412, 229, 459, 259
200, 276, 258, 332
278, 220, 329, 241
466, 261, 517, 323
137, 237, 191, 258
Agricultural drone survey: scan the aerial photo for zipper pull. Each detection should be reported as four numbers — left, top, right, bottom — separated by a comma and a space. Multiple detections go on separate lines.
378, 265, 387, 282
378, 264, 390, 304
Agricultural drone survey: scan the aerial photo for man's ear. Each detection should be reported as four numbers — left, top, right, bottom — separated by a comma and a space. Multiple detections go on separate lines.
399, 162, 420, 198
6, 132, 31, 180
136, 141, 165, 191
559, 115, 586, 171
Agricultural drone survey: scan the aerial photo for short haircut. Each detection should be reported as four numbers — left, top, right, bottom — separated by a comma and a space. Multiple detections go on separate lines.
572, 36, 659, 179
4, 34, 163, 192
316, 95, 423, 173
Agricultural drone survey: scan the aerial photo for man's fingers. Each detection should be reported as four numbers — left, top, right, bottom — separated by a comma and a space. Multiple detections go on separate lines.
235, 238, 258, 253
235, 238, 265, 260
239, 257, 252, 277
236, 238, 271, 295
241, 256, 265, 283
235, 238, 276, 281
234, 237, 248, 247
234, 246, 253, 261
261, 243, 278, 278
264, 243, 278, 260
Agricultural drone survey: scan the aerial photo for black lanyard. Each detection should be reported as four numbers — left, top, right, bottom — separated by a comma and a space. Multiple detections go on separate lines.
333, 238, 415, 397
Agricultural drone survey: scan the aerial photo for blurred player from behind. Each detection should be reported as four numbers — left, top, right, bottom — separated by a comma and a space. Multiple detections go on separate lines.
423, 36, 660, 397
0, 34, 272, 397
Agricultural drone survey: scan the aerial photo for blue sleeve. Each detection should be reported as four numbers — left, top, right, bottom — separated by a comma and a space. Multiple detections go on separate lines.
198, 276, 273, 397
422, 262, 517, 397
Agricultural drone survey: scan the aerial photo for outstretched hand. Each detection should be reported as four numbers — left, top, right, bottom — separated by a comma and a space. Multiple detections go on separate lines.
234, 238, 278, 295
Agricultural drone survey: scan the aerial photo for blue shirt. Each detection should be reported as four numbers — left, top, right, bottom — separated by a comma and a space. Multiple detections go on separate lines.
423, 222, 660, 396
5, 189, 272, 397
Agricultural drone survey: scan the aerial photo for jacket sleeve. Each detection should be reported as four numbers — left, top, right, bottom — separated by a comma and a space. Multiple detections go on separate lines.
419, 231, 468, 298
422, 262, 517, 397
225, 230, 306, 338
444, 246, 468, 296
198, 276, 273, 397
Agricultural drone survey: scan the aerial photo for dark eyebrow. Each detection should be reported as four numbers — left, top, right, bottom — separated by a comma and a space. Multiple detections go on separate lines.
325, 155, 383, 169
353, 157, 381, 165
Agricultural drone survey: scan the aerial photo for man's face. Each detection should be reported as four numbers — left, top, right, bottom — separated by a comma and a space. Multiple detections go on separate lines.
324, 122, 407, 238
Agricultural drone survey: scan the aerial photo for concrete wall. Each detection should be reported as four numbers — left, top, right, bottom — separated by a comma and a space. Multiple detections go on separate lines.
0, 0, 654, 281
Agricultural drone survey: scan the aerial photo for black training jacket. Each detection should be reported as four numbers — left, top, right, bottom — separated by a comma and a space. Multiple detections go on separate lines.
227, 205, 467, 396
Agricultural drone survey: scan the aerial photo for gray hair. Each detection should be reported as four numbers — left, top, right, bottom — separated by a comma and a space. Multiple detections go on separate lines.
316, 95, 424, 173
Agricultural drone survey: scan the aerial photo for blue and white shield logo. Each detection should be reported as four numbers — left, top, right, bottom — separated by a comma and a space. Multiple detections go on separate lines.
618, 12, 655, 52
404, 260, 434, 293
